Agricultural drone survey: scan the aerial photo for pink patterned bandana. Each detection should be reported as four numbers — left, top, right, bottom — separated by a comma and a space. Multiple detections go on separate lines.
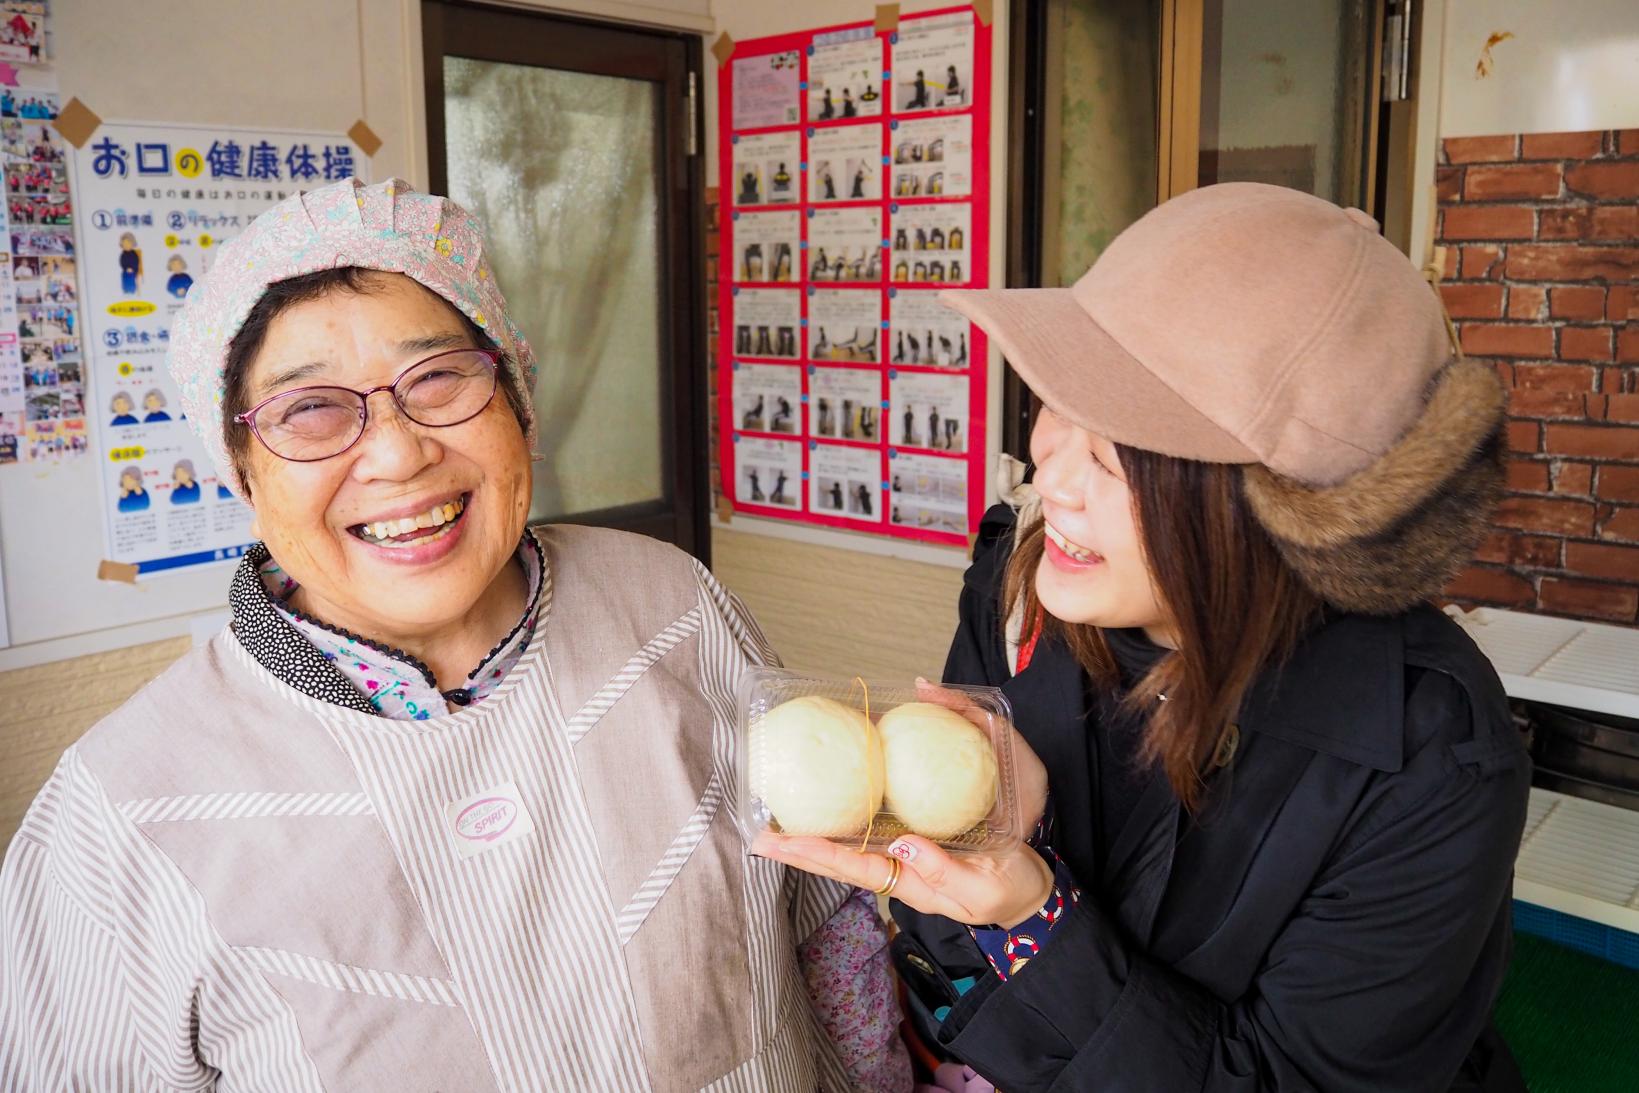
165, 177, 537, 498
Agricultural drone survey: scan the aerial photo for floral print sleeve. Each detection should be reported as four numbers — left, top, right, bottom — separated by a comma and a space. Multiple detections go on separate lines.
798, 888, 913, 1092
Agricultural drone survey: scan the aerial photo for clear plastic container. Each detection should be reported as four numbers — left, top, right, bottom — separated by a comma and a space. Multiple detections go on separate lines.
738, 667, 1022, 855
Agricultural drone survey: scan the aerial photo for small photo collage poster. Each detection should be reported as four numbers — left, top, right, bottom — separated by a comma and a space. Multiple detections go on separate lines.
719, 7, 989, 547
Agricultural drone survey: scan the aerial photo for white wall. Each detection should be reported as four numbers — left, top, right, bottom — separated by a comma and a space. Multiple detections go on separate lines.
1439, 0, 1639, 138
532, 0, 711, 31
59, 0, 425, 182
0, 1, 425, 670
1404, 0, 1639, 283
0, 0, 995, 679
1, 0, 719, 670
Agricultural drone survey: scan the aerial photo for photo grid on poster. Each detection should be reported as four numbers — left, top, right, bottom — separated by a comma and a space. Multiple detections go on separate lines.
72, 122, 366, 575
890, 202, 970, 285
0, 87, 83, 465
808, 29, 882, 122
811, 441, 881, 523
808, 124, 881, 204
890, 450, 966, 535
0, 6, 78, 467
889, 289, 969, 369
808, 288, 880, 364
806, 205, 882, 283
732, 50, 801, 131
731, 361, 802, 436
0, 2, 47, 66
733, 286, 800, 360
889, 113, 973, 198
889, 370, 969, 454
719, 7, 987, 545
733, 208, 800, 283
891, 11, 974, 113
730, 131, 800, 207
734, 435, 802, 510
809, 364, 881, 442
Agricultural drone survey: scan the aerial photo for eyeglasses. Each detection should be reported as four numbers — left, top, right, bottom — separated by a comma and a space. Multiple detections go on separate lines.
234, 348, 501, 462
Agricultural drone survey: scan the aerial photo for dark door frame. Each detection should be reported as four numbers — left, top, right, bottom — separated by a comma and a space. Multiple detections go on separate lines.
1000, 0, 1050, 462
422, 1, 712, 564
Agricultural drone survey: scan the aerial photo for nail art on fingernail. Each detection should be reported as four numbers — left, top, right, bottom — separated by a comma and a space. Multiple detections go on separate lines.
888, 839, 917, 862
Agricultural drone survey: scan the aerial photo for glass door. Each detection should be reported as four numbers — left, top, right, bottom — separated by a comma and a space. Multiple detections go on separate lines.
1161, 0, 1384, 207
423, 3, 709, 560
1195, 0, 1381, 206
1004, 0, 1164, 455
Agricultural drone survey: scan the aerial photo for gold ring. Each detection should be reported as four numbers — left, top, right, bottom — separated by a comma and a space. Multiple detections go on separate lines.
874, 857, 902, 897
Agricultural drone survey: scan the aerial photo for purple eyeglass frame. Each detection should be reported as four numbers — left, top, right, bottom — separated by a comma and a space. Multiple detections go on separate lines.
232, 347, 502, 462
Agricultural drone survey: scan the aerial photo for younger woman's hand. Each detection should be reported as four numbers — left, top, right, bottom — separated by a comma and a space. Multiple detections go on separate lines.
754, 831, 1054, 930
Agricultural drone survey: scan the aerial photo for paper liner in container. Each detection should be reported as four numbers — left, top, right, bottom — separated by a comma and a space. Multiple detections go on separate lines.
738, 667, 1022, 855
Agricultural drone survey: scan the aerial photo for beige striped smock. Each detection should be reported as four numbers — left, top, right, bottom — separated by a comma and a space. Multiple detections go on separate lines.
0, 525, 853, 1091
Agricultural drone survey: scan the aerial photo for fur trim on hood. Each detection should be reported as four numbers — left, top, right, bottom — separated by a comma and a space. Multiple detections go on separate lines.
1243, 358, 1506, 615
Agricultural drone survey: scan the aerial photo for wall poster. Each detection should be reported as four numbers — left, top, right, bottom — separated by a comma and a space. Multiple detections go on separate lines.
70, 122, 366, 576
717, 6, 990, 547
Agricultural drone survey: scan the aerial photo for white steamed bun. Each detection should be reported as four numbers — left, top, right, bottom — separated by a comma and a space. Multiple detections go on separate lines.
878, 702, 998, 839
752, 696, 884, 836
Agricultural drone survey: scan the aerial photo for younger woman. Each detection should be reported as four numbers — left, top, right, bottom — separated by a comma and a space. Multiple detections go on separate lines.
760, 183, 1530, 1091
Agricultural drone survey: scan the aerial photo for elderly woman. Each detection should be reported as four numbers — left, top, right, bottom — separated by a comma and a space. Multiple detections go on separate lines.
0, 179, 908, 1091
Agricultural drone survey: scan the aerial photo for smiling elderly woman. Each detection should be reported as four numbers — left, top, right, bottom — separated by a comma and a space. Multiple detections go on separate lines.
0, 179, 909, 1092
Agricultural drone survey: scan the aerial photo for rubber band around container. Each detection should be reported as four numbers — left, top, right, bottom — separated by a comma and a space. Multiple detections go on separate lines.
851, 675, 876, 852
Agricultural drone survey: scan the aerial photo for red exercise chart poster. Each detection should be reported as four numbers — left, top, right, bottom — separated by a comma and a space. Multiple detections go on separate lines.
717, 6, 991, 547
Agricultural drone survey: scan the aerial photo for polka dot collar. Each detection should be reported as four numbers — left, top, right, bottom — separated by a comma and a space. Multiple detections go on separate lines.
229, 533, 545, 720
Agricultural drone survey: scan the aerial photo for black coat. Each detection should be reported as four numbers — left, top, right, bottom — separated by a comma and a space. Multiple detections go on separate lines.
892, 505, 1532, 1092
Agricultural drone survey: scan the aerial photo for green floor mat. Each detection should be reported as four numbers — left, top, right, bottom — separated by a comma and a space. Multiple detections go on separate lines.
1495, 933, 1639, 1092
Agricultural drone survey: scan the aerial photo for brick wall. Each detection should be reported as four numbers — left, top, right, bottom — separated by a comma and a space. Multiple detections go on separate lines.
1437, 129, 1639, 625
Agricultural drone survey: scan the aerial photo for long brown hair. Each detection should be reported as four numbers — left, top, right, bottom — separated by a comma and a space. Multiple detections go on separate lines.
1004, 445, 1322, 812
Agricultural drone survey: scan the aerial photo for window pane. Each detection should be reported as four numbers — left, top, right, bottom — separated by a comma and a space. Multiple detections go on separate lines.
1050, 0, 1160, 285
1198, 0, 1374, 205
443, 55, 665, 520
